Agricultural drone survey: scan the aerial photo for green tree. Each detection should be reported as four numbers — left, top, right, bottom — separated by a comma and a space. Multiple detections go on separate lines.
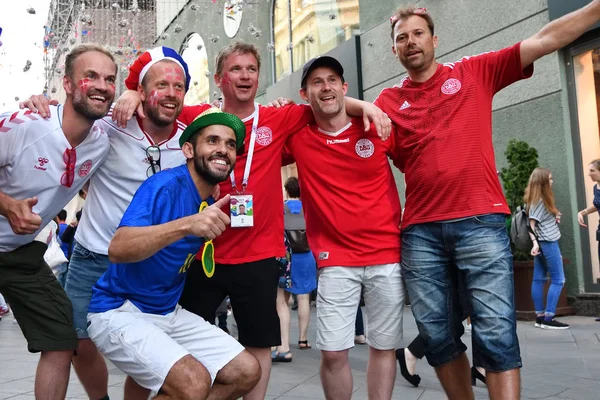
500, 139, 539, 260
500, 139, 539, 212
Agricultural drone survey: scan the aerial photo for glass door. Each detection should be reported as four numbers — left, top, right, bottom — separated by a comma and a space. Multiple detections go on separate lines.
569, 39, 600, 292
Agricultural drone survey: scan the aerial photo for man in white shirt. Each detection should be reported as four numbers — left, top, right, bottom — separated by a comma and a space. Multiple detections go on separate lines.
22, 46, 195, 400
0, 44, 116, 400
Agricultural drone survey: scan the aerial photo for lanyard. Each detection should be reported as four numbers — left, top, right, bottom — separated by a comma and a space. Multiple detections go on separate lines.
230, 102, 259, 194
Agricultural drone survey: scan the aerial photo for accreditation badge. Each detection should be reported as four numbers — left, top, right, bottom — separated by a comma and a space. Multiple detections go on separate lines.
230, 194, 254, 227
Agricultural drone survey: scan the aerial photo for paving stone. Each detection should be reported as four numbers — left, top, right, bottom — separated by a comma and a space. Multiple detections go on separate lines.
1, 311, 599, 399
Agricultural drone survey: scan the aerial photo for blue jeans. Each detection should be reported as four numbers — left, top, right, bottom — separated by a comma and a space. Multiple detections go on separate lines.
401, 213, 522, 372
55, 262, 69, 288
531, 240, 565, 317
64, 241, 110, 338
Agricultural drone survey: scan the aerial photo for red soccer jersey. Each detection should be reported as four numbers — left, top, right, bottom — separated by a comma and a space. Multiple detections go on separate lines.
374, 42, 533, 228
286, 118, 402, 268
180, 103, 314, 264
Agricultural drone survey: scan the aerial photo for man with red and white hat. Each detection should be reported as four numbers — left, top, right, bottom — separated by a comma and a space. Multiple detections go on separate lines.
22, 46, 198, 400
105, 40, 390, 400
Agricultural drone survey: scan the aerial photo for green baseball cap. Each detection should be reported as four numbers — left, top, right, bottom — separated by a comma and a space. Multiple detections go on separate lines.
179, 107, 246, 150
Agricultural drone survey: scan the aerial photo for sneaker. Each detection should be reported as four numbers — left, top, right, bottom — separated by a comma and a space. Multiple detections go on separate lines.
540, 318, 570, 330
534, 316, 543, 328
0, 306, 9, 317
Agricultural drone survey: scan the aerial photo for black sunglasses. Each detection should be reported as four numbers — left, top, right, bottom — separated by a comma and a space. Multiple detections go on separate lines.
146, 145, 162, 177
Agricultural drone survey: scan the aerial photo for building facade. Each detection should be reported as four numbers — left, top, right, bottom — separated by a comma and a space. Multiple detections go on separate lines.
158, 0, 600, 311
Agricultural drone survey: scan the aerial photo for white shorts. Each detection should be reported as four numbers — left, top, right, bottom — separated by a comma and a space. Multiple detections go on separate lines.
87, 301, 244, 392
316, 263, 404, 351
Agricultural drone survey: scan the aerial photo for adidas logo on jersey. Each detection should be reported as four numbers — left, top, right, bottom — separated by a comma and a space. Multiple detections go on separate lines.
399, 101, 411, 110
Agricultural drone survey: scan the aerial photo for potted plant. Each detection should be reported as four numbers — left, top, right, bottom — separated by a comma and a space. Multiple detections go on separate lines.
500, 139, 573, 319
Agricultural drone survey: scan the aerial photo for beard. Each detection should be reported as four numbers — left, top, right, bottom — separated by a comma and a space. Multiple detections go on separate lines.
311, 95, 344, 117
72, 90, 111, 120
400, 49, 434, 72
193, 152, 234, 185
144, 98, 182, 127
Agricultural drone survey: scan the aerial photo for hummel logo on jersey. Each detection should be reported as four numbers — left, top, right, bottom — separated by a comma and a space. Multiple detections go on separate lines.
34, 157, 49, 171
399, 101, 411, 110
326, 138, 350, 145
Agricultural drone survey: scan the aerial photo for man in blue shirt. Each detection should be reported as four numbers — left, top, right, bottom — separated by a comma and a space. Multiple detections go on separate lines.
87, 108, 260, 399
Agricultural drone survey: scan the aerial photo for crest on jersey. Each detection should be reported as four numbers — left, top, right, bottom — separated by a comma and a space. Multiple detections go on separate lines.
441, 78, 461, 95
256, 126, 273, 146
355, 138, 374, 158
78, 159, 93, 177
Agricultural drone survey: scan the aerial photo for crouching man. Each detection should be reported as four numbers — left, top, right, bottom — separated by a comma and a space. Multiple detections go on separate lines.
87, 108, 260, 400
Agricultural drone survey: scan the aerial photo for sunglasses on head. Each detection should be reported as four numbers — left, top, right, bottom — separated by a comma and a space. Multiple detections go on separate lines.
390, 8, 428, 24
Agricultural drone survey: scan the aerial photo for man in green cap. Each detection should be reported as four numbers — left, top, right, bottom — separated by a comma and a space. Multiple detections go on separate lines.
86, 108, 261, 400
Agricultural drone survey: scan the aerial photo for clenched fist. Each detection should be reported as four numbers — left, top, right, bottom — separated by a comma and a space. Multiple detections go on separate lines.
5, 197, 43, 234
187, 195, 231, 240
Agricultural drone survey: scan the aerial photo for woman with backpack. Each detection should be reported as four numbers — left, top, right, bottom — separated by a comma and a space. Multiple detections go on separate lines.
272, 177, 317, 362
576, 159, 600, 321
525, 168, 569, 330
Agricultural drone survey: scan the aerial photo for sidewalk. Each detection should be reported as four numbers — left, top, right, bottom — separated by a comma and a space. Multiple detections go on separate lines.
1, 308, 600, 399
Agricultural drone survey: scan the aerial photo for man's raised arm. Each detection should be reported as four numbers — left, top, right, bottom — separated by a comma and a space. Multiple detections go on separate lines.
520, 0, 600, 68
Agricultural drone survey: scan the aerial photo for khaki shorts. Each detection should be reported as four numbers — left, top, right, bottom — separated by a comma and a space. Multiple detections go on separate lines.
0, 242, 77, 352
316, 263, 404, 351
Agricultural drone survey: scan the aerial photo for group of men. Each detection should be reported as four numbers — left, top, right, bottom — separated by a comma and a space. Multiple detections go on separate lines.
2, 1, 600, 399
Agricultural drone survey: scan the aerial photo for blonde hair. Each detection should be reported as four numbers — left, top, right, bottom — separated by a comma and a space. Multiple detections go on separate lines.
590, 159, 600, 170
524, 168, 559, 215
215, 41, 261, 76
390, 5, 435, 39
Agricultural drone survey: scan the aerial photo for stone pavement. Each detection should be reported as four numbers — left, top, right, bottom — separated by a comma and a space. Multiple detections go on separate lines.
1, 308, 600, 399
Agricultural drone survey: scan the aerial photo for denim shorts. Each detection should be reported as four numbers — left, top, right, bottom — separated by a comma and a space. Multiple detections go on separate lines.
64, 241, 110, 339
401, 213, 522, 372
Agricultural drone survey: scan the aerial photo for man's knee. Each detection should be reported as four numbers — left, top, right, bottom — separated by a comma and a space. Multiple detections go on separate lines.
74, 338, 99, 358
174, 378, 211, 400
321, 350, 349, 369
217, 350, 261, 392
237, 352, 261, 392
162, 356, 211, 400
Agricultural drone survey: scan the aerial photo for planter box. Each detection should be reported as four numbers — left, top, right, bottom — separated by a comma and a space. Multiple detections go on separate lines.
513, 260, 575, 320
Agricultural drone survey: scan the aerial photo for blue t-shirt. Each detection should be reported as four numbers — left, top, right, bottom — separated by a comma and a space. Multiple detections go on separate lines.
58, 223, 69, 258
285, 199, 302, 214
88, 165, 212, 315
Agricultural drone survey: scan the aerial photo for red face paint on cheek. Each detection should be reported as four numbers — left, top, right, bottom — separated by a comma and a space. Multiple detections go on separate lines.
221, 72, 232, 86
148, 90, 159, 107
78, 78, 90, 92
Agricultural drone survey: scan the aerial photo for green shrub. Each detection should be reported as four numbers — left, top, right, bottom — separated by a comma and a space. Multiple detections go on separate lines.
500, 139, 539, 260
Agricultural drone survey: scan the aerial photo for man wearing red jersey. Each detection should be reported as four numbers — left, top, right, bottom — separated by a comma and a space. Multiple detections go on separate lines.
375, 3, 600, 399
109, 41, 391, 400
286, 56, 404, 400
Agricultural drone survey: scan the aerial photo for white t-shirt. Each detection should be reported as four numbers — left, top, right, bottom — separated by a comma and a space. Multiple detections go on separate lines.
0, 105, 110, 252
75, 115, 187, 254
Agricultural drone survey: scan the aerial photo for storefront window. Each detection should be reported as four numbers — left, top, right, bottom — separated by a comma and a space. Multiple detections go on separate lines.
180, 33, 210, 105
273, 0, 359, 82
573, 47, 600, 285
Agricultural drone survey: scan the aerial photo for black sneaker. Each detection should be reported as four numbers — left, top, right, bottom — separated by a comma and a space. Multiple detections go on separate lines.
534, 316, 543, 328
540, 318, 570, 330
